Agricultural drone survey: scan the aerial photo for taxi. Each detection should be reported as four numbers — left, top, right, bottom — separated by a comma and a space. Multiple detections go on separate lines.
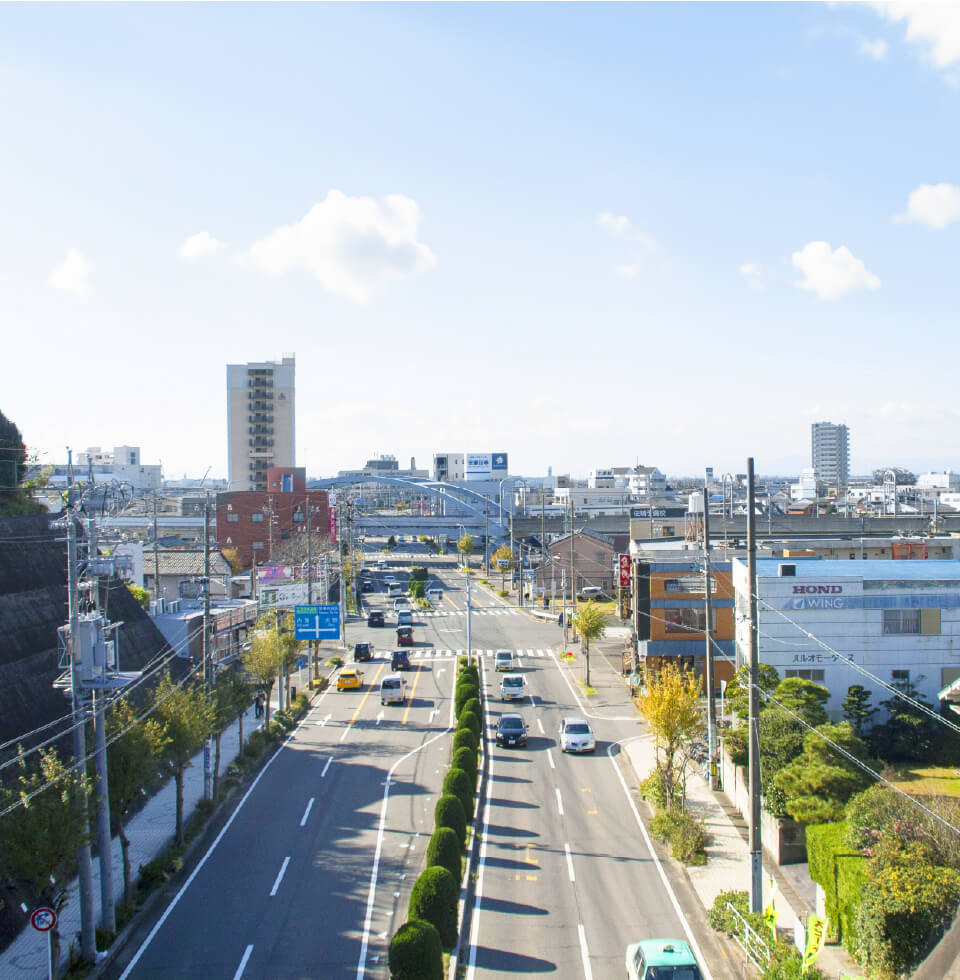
625, 939, 703, 980
336, 667, 364, 691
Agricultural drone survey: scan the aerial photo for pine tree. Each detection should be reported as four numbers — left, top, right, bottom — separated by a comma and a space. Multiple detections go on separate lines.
841, 684, 877, 737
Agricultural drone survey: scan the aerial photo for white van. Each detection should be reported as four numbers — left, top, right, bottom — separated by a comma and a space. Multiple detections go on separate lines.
380, 673, 407, 705
427, 587, 443, 603
500, 674, 525, 702
388, 583, 404, 598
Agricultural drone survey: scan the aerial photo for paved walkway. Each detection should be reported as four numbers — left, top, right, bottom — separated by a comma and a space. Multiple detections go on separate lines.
0, 681, 295, 979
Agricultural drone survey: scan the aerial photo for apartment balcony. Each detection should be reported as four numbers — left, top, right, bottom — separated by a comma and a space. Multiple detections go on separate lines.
248, 414, 274, 424
249, 448, 275, 459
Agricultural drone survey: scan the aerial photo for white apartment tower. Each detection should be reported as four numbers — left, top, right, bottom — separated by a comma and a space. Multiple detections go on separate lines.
226, 354, 295, 491
811, 421, 849, 491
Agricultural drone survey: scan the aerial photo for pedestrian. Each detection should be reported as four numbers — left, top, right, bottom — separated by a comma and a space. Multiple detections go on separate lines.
254, 692, 264, 719
558, 611, 564, 627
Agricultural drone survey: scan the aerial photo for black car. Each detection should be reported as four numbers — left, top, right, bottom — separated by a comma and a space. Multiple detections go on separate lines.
496, 713, 528, 747
354, 642, 372, 662
391, 650, 411, 671
360, 580, 375, 593
368, 610, 385, 627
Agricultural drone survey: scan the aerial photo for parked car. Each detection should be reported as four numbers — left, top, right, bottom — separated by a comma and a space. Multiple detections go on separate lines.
494, 649, 515, 672
577, 586, 607, 602
495, 713, 528, 747
391, 650, 411, 670
368, 610, 385, 628
625, 940, 703, 980
353, 642, 372, 662
427, 587, 443, 603
500, 674, 525, 702
396, 626, 414, 647
380, 673, 406, 705
558, 716, 596, 753
337, 667, 364, 692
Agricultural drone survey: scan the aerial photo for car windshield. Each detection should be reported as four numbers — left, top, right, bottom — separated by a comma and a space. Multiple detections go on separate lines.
383, 679, 400, 689
496, 653, 511, 661
500, 717, 523, 731
503, 677, 523, 688
566, 723, 590, 734
646, 968, 700, 980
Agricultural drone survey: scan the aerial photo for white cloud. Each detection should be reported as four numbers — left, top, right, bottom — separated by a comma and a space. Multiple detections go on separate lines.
896, 182, 960, 229
858, 37, 888, 60
869, 2, 960, 71
597, 211, 632, 236
248, 190, 436, 303
48, 249, 92, 301
179, 231, 223, 259
791, 241, 881, 301
615, 262, 639, 280
739, 262, 763, 290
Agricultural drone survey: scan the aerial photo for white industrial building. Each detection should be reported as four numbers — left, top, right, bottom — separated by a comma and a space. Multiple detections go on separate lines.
733, 558, 960, 720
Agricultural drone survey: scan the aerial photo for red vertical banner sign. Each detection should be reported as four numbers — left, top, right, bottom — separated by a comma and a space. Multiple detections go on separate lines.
328, 493, 337, 542
618, 553, 631, 589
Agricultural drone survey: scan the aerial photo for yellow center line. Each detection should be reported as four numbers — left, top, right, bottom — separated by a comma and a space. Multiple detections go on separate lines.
401, 664, 423, 724
349, 663, 386, 727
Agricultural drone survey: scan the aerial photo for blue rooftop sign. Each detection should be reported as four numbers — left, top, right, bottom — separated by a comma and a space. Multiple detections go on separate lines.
294, 604, 340, 640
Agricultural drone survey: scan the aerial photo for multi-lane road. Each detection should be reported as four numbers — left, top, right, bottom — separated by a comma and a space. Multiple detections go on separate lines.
109, 549, 730, 979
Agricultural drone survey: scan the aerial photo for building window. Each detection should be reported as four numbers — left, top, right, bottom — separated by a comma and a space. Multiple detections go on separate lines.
883, 609, 940, 635
251, 512, 264, 523
226, 513, 240, 523
252, 541, 264, 551
892, 669, 910, 683
786, 669, 825, 682
663, 608, 716, 633
664, 577, 717, 595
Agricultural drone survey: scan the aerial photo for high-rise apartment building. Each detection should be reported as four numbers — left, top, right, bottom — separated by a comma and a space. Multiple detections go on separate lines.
227, 355, 295, 491
811, 421, 849, 490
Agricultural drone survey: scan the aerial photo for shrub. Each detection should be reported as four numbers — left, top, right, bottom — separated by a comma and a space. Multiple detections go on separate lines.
452, 728, 478, 755
425, 827, 463, 884
854, 862, 960, 977
452, 746, 478, 782
326, 655, 343, 668
806, 821, 854, 942
459, 664, 479, 683
443, 767, 475, 822
434, 794, 467, 849
639, 771, 670, 809
388, 919, 443, 980
455, 683, 479, 715
498, 589, 509, 597
457, 711, 481, 742
408, 866, 459, 949
409, 580, 425, 599
460, 697, 481, 723
650, 806, 708, 864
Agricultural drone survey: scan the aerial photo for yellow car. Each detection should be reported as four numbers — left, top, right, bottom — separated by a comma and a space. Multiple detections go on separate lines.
337, 667, 364, 691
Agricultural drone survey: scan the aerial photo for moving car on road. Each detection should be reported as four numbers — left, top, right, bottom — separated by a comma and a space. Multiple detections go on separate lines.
427, 587, 443, 603
380, 673, 407, 705
368, 610, 385, 628
396, 626, 414, 647
391, 650, 411, 670
337, 667, 364, 691
494, 649, 515, 671
353, 642, 372, 662
396, 610, 413, 627
495, 713, 528, 747
500, 674, 525, 702
558, 716, 596, 753
625, 939, 703, 980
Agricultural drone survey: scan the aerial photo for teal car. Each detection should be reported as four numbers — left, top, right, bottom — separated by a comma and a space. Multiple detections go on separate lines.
625, 939, 703, 980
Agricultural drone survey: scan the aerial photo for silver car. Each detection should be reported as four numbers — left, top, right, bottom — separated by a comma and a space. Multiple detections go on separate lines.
558, 716, 596, 753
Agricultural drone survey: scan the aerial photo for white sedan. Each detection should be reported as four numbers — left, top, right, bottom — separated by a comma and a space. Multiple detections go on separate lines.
558, 716, 596, 753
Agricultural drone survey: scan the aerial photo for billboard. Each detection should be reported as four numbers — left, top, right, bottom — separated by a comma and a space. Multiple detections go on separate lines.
618, 554, 631, 589
465, 452, 508, 480
259, 583, 310, 608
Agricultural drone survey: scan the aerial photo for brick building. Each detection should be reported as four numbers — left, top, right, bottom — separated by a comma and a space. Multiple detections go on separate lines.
215, 467, 330, 569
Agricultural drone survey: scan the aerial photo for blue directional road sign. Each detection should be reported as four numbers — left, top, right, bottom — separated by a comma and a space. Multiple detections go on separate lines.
294, 604, 340, 641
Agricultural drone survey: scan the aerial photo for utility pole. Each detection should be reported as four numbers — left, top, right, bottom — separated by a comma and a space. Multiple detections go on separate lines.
703, 483, 716, 791
153, 488, 160, 603
518, 541, 523, 608
747, 457, 762, 913
339, 500, 347, 649
569, 496, 577, 614
484, 501, 489, 577
541, 499, 546, 608
66, 502, 97, 965
202, 494, 214, 800
267, 495, 274, 562
466, 562, 473, 667
306, 495, 314, 687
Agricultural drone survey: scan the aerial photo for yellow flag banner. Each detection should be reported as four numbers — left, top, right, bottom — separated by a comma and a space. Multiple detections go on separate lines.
763, 879, 778, 942
802, 914, 829, 974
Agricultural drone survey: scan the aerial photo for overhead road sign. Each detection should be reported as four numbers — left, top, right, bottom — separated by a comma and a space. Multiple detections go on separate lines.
294, 604, 340, 641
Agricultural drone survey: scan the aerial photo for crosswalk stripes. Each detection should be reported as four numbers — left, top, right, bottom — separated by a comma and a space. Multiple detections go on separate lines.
420, 608, 521, 618
400, 648, 555, 660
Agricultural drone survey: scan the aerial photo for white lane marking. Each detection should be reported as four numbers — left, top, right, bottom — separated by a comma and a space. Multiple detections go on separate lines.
322, 757, 333, 778
466, 656, 492, 980
556, 787, 564, 816
564, 842, 575, 882
376, 710, 384, 725
317, 713, 331, 727
269, 856, 291, 896
578, 923, 594, 980
300, 797, 315, 827
429, 708, 439, 723
536, 718, 544, 734
119, 683, 328, 979
529, 694, 537, 708
548, 650, 634, 721
547, 749, 556, 770
340, 723, 352, 743
232, 944, 254, 980
356, 650, 458, 979
607, 740, 714, 980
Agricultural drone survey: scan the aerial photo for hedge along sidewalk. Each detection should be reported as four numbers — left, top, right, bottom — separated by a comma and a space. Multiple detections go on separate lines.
623, 734, 858, 979
446, 659, 487, 980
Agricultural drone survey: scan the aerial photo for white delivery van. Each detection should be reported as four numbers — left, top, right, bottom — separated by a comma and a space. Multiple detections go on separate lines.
500, 674, 525, 702
380, 673, 407, 705
388, 583, 404, 598
427, 587, 443, 603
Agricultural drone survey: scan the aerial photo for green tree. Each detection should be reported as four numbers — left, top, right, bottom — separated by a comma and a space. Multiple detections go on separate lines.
106, 698, 170, 901
457, 533, 475, 571
212, 669, 252, 797
775, 722, 872, 825
389, 919, 443, 980
0, 410, 45, 515
425, 827, 462, 884
871, 676, 938, 761
244, 626, 282, 726
769, 677, 830, 727
126, 582, 151, 609
571, 602, 606, 686
841, 685, 877, 738
152, 672, 214, 845
408, 866, 459, 949
756, 709, 807, 816
387, 535, 397, 548
490, 544, 513, 587
724, 663, 780, 721
638, 663, 705, 807
0, 748, 91, 968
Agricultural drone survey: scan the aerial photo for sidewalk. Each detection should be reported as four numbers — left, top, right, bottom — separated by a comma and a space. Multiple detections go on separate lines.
0, 682, 290, 979
623, 736, 859, 978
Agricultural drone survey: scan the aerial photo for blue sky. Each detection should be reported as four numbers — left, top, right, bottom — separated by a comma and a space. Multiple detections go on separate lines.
3, 2, 959, 480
